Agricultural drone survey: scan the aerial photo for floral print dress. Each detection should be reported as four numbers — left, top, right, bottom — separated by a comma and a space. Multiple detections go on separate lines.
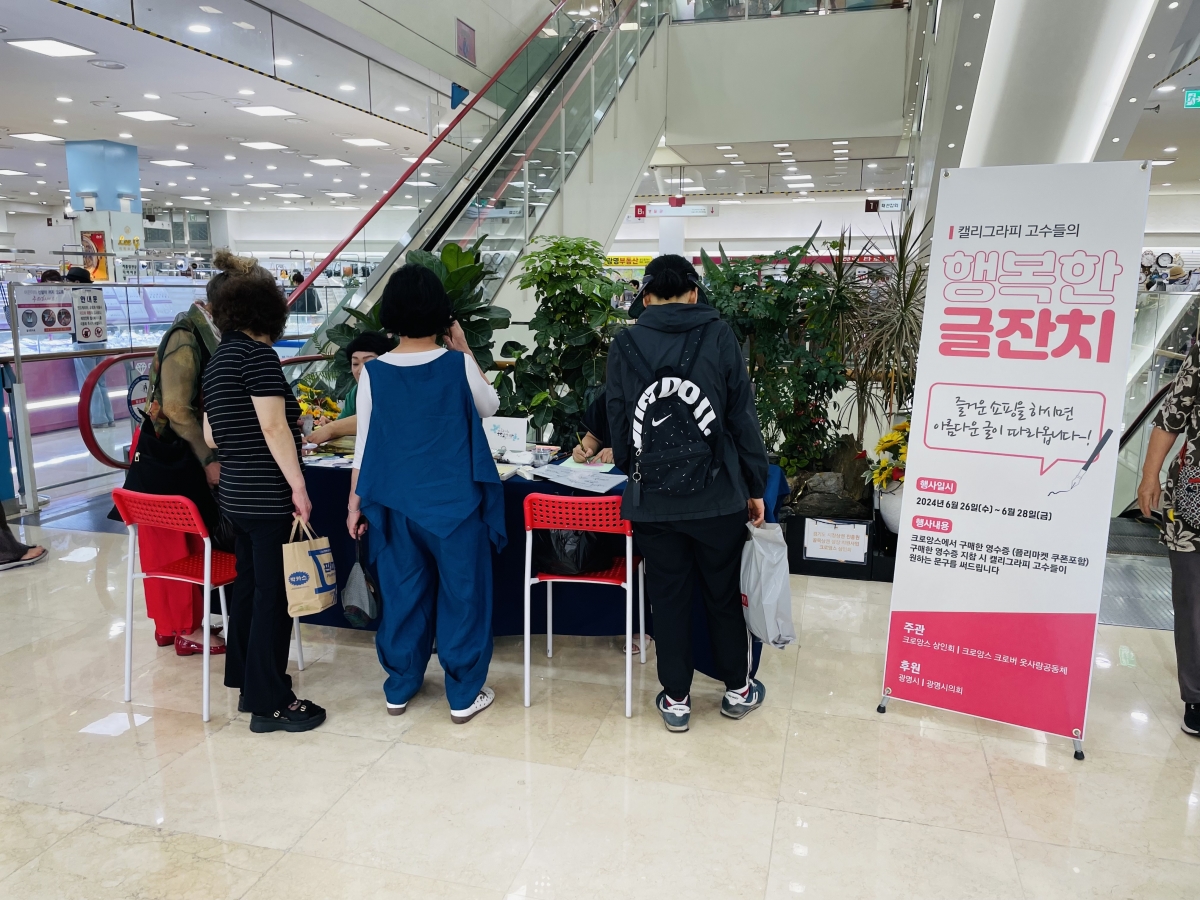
1154, 340, 1200, 552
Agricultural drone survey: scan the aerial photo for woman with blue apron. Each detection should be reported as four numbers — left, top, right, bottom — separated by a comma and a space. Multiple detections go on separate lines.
347, 264, 505, 724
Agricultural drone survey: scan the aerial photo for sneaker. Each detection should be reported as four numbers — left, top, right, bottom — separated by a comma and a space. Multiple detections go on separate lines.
450, 687, 495, 724
656, 690, 690, 732
250, 699, 326, 733
721, 679, 766, 720
386, 701, 407, 716
1183, 703, 1200, 736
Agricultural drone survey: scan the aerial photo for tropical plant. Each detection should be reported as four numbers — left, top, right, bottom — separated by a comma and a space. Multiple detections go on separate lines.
318, 237, 510, 399
700, 236, 847, 475
494, 235, 626, 442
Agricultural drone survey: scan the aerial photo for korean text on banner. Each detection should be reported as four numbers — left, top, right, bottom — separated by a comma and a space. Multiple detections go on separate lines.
882, 161, 1150, 740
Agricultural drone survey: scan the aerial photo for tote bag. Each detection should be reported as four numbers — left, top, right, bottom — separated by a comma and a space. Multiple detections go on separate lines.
740, 522, 796, 649
282, 516, 338, 617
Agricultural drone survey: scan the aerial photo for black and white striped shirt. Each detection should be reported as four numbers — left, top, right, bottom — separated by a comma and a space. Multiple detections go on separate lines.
202, 330, 302, 518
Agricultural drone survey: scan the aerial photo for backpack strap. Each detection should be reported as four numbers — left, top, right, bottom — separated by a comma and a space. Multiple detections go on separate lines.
678, 322, 713, 380
614, 328, 655, 383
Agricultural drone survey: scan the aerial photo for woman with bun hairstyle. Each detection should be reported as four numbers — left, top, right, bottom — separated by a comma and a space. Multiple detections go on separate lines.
202, 252, 325, 733
347, 264, 505, 725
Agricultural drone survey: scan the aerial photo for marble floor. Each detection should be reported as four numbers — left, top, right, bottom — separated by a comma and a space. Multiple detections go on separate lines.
0, 521, 1196, 899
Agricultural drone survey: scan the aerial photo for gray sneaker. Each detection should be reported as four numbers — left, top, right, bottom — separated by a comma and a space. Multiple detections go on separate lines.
656, 690, 690, 732
721, 679, 766, 719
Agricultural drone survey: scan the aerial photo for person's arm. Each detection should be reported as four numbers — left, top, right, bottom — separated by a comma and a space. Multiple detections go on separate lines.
347, 366, 373, 537
445, 323, 500, 417
159, 330, 219, 485
720, 327, 769, 525
203, 412, 217, 450
1138, 427, 1180, 516
1139, 343, 1196, 516
606, 351, 632, 472
308, 415, 356, 445
252, 394, 310, 521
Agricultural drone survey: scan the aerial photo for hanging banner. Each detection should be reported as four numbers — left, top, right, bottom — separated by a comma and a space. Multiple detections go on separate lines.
881, 161, 1150, 740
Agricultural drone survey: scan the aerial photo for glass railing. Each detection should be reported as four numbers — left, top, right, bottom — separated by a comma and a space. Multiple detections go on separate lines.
298, 0, 666, 360
669, 0, 905, 22
636, 159, 907, 198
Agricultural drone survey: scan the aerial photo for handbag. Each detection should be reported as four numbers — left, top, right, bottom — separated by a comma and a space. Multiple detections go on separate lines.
341, 535, 379, 628
282, 516, 338, 617
1175, 441, 1200, 530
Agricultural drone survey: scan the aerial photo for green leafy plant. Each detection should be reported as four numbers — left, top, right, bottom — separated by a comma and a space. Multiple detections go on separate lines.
700, 235, 848, 476
493, 235, 626, 442
317, 237, 510, 398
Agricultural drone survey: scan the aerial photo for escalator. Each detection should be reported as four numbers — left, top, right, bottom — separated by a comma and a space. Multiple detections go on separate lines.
289, 0, 668, 366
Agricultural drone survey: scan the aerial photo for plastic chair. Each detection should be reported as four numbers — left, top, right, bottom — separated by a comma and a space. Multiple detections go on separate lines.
522, 493, 646, 718
111, 489, 308, 722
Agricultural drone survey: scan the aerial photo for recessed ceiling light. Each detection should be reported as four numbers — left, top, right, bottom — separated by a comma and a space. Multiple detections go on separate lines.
89, 60, 125, 69
1152, 159, 1175, 166
266, 165, 277, 170
165, 201, 173, 205
119, 110, 178, 122
344, 138, 389, 147
303, 172, 313, 177
12, 133, 62, 142
722, 153, 738, 158
1169, 1, 1179, 8
237, 106, 296, 117
715, 168, 725, 174
167, 181, 177, 186
28, 192, 37, 196
955, 104, 963, 110
238, 89, 255, 95
312, 158, 350, 166
0, 169, 25, 175
56, 96, 72, 103
7, 39, 94, 57
35, 180, 46, 185
1148, 53, 1156, 59
1163, 183, 1172, 186
274, 58, 292, 66
1165, 146, 1179, 152
149, 159, 192, 167
867, 163, 878, 168
143, 93, 160, 100
200, 4, 222, 12
773, 143, 789, 148
715, 145, 732, 150
53, 118, 68, 125
258, 196, 266, 200
777, 152, 792, 156
324, 191, 355, 197
948, 143, 956, 148
275, 193, 305, 198
35, 162, 47, 167
248, 182, 280, 188
231, 192, 239, 196
406, 180, 436, 186
361, 172, 371, 177
401, 157, 443, 165
186, 175, 196, 180
832, 140, 849, 145
1112, 137, 1120, 142
1158, 85, 1177, 92
394, 105, 410, 112
332, 178, 342, 183
223, 154, 236, 161
180, 195, 208, 200
176, 144, 188, 150
338, 83, 355, 91
241, 141, 288, 150
732, 161, 744, 166
866, 188, 874, 193
188, 24, 212, 33
1129, 97, 1138, 103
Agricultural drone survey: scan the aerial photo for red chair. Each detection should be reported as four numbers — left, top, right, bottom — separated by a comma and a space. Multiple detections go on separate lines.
112, 488, 234, 723
522, 493, 645, 718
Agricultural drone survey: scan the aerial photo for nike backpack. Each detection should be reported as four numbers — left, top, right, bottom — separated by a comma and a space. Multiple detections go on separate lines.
614, 322, 720, 503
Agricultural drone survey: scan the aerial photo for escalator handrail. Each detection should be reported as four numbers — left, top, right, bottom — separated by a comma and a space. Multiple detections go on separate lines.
1118, 381, 1174, 450
285, 0, 572, 308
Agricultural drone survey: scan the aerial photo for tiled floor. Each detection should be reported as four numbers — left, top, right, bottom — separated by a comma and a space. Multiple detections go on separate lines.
1, 521, 1197, 898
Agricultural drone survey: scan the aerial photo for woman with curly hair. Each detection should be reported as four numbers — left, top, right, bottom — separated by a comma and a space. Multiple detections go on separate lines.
202, 251, 325, 733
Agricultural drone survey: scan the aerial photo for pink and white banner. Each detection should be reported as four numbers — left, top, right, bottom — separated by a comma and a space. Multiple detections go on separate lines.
882, 161, 1150, 740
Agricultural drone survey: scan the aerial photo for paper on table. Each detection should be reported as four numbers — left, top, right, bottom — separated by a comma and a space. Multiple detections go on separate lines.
534, 465, 627, 494
305, 456, 355, 468
559, 458, 616, 472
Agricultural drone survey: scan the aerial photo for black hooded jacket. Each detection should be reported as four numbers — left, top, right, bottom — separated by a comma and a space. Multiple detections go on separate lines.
605, 302, 769, 522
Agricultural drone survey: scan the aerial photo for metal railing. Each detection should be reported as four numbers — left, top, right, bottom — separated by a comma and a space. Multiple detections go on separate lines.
668, 0, 906, 22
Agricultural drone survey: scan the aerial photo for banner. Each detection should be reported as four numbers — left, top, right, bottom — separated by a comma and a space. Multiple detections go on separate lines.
882, 161, 1150, 741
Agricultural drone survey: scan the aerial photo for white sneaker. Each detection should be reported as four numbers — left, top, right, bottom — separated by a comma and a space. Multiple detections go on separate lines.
450, 687, 495, 724
386, 701, 407, 717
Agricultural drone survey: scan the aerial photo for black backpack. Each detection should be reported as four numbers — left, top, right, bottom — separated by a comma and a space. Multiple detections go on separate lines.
614, 322, 719, 504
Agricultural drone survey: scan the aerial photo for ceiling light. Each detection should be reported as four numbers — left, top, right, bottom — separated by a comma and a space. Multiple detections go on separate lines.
0, 169, 25, 175
180, 195, 208, 200
188, 24, 212, 33
237, 106, 296, 117
56, 97, 72, 103
1152, 159, 1175, 166
344, 138, 389, 147
361, 172, 371, 177
266, 165, 277, 170
831, 140, 849, 145
241, 141, 287, 150
955, 104, 963, 110
53, 118, 68, 125
1165, 146, 1179, 152
338, 83, 355, 91
165, 201, 173, 205
420, 172, 430, 177
12, 133, 63, 142
176, 144, 188, 151
716, 145, 733, 150
406, 180, 436, 187
248, 182, 280, 188
186, 175, 196, 180
258, 196, 266, 200
119, 132, 133, 138
332, 178, 342, 183
777, 152, 792, 156
1112, 137, 1120, 142
140, 187, 153, 193
1163, 183, 1172, 186
119, 110, 178, 122
325, 191, 355, 197
144, 93, 160, 100
243, 200, 250, 204
174, 122, 194, 127
723, 153, 738, 158
401, 157, 444, 165
151, 159, 192, 167
782, 175, 812, 180
275, 193, 305, 198
358, 183, 368, 189
1170, 1, 1179, 7
231, 192, 239, 196
867, 163, 878, 168
715, 168, 726, 174
7, 39, 95, 57
238, 89, 255, 96
1159, 85, 1177, 92
866, 188, 874, 193
90, 59, 125, 69
394, 105, 410, 112
35, 162, 47, 167
773, 143, 789, 148
35, 180, 46, 185
274, 58, 292, 66
731, 160, 745, 166
312, 158, 350, 166
167, 181, 177, 186
719, 200, 741, 205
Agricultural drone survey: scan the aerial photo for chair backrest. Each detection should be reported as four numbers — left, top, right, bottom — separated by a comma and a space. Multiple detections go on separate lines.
523, 493, 631, 535
111, 488, 209, 537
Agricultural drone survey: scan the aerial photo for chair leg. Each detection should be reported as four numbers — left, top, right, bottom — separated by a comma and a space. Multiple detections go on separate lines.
524, 532, 533, 708
546, 581, 554, 658
294, 619, 305, 671
124, 525, 137, 704
202, 539, 212, 724
638, 560, 647, 665
218, 586, 229, 636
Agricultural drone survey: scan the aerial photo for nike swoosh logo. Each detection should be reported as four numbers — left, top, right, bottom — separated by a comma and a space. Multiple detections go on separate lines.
651, 415, 671, 427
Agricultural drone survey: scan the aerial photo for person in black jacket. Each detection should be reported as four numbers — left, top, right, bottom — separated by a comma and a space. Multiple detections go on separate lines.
606, 254, 770, 733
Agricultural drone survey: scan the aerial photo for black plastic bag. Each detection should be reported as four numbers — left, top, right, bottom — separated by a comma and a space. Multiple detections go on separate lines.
532, 529, 623, 576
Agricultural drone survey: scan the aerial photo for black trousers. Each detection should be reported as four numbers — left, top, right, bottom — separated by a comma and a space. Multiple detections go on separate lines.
634, 511, 752, 699
1170, 550, 1200, 703
225, 515, 296, 715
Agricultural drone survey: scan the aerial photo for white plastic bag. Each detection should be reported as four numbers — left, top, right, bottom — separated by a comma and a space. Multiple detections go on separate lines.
740, 522, 796, 649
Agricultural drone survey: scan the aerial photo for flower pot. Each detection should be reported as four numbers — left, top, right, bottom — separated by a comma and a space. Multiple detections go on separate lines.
877, 482, 904, 533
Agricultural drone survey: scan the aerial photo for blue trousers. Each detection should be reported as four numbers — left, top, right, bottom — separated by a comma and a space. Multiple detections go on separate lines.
367, 505, 493, 710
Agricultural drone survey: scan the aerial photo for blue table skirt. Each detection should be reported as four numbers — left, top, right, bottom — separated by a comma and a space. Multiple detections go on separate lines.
303, 463, 788, 681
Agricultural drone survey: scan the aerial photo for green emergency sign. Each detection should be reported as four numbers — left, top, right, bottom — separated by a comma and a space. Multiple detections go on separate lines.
1185, 88, 1200, 109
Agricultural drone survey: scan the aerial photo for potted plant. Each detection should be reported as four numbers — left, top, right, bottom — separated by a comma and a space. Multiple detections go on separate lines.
868, 418, 909, 532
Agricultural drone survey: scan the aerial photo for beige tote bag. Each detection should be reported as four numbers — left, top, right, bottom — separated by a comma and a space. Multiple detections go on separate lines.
282, 515, 338, 617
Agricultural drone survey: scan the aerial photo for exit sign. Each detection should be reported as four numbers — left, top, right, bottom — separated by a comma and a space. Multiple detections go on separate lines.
1185, 88, 1200, 108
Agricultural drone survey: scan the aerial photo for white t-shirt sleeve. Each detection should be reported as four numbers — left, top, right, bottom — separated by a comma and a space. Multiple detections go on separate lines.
352, 365, 372, 469
465, 354, 500, 418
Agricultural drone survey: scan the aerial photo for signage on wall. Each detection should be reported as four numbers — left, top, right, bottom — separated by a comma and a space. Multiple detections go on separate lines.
9, 284, 75, 335
1184, 87, 1200, 109
456, 19, 476, 65
803, 519, 869, 564
80, 230, 108, 281
72, 287, 107, 343
625, 204, 717, 223
880, 160, 1150, 750
606, 255, 656, 267
866, 198, 904, 213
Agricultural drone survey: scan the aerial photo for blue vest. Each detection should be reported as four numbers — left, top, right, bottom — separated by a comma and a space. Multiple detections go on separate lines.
356, 352, 506, 551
